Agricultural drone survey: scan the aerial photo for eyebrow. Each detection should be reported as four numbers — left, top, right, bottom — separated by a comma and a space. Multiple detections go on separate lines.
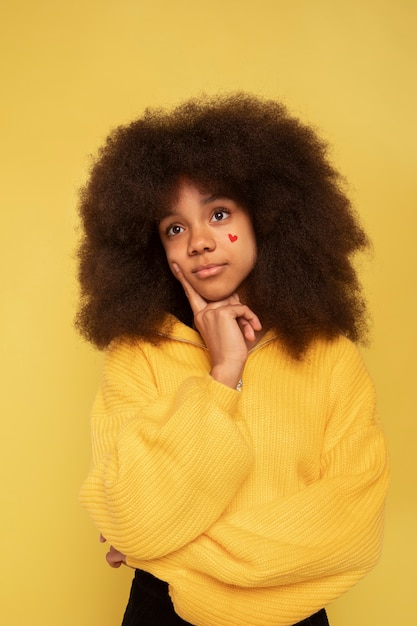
201, 192, 233, 205
158, 193, 234, 221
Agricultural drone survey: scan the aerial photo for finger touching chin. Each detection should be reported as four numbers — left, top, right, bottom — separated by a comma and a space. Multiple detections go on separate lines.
170, 261, 181, 276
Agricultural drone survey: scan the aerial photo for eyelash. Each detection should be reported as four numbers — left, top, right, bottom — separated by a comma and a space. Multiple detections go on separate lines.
211, 208, 230, 222
165, 224, 184, 237
164, 208, 230, 237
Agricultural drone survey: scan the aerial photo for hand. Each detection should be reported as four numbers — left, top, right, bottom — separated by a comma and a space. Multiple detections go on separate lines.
173, 263, 262, 388
99, 534, 126, 569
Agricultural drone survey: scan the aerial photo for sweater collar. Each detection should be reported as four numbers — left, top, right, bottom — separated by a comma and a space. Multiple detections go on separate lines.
157, 314, 206, 348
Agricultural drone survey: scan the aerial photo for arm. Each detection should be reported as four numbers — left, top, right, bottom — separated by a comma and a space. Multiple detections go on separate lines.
81, 268, 263, 567
115, 339, 389, 626
125, 339, 388, 626
174, 422, 387, 588
170, 262, 262, 389
163, 339, 389, 587
79, 342, 253, 560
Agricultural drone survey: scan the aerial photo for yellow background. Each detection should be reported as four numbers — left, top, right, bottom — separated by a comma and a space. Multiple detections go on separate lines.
1, 1, 415, 624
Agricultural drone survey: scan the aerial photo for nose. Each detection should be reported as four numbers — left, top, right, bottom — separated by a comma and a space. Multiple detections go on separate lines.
188, 225, 216, 255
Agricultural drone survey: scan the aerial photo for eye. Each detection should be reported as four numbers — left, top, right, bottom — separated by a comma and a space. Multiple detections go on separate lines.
166, 224, 184, 237
211, 209, 230, 223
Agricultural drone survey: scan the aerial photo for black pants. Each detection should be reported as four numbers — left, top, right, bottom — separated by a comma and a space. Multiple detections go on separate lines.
121, 570, 329, 626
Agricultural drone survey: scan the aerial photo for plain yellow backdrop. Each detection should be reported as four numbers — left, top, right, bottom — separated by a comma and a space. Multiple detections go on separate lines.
1, 1, 415, 624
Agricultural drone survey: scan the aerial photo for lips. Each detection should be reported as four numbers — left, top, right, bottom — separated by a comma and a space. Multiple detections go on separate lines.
192, 263, 227, 278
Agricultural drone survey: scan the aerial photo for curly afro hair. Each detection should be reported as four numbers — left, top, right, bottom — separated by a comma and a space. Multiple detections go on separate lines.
76, 92, 370, 358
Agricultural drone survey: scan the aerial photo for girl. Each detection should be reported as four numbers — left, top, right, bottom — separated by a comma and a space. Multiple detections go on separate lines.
77, 93, 389, 626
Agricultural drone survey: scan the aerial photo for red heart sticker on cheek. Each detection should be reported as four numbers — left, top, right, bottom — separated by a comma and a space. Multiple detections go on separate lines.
228, 234, 238, 242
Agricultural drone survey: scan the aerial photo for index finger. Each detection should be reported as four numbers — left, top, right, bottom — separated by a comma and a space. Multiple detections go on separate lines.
172, 262, 207, 314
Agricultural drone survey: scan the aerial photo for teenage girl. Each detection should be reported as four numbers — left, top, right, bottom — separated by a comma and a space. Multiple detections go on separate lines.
78, 93, 389, 626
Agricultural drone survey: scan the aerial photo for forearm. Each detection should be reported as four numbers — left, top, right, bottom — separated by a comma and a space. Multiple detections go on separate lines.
80, 374, 253, 559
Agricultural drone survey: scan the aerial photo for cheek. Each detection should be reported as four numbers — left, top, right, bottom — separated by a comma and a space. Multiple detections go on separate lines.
161, 245, 180, 277
158, 238, 172, 267
165, 254, 176, 275
238, 227, 257, 262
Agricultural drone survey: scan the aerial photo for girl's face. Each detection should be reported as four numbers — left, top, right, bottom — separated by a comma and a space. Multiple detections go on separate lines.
158, 180, 257, 302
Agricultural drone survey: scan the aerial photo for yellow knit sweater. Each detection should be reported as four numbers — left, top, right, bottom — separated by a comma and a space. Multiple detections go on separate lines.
80, 316, 389, 626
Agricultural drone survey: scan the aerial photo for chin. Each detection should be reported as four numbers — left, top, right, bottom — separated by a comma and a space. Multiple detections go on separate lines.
200, 289, 236, 302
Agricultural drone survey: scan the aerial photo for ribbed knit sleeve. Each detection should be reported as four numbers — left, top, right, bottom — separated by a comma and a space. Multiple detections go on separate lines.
79, 339, 253, 559
168, 338, 388, 585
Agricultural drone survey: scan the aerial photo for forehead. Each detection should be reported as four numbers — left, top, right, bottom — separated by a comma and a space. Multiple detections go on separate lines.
157, 178, 238, 219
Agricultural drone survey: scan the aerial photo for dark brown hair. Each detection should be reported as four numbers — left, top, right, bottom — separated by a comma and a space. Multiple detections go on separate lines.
76, 93, 370, 358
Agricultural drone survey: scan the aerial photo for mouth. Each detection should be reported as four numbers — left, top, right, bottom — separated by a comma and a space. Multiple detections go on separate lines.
192, 263, 227, 278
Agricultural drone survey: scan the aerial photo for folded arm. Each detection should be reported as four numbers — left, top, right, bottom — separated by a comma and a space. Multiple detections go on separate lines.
80, 343, 253, 560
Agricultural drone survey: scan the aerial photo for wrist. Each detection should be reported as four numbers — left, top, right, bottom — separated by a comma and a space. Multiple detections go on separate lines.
210, 365, 243, 390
